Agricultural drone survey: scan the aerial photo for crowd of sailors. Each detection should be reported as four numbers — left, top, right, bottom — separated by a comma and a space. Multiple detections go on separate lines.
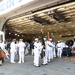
0, 38, 75, 67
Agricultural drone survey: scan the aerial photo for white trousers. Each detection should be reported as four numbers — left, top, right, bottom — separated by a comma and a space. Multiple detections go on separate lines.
53, 49, 56, 57
43, 50, 49, 64
0, 60, 2, 65
34, 49, 40, 66
32, 49, 34, 55
10, 51, 15, 62
57, 48, 62, 58
43, 49, 53, 63
48, 49, 53, 60
19, 50, 24, 63
25, 48, 28, 55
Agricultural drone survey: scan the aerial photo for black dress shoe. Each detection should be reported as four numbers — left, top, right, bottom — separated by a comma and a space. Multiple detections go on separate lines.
35, 65, 40, 67
45, 63, 48, 65
41, 63, 48, 65
41, 63, 45, 65
38, 65, 40, 67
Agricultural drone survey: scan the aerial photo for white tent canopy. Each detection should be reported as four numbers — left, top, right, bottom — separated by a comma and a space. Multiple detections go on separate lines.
0, 31, 5, 42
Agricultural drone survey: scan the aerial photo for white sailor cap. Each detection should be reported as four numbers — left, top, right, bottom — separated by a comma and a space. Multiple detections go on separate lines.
58, 41, 60, 43
19, 39, 23, 41
44, 38, 46, 40
49, 39, 52, 41
35, 38, 38, 41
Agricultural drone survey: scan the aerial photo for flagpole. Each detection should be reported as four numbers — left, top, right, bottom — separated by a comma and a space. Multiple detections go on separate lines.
48, 32, 50, 41
41, 29, 43, 34
51, 33, 54, 42
41, 29, 45, 64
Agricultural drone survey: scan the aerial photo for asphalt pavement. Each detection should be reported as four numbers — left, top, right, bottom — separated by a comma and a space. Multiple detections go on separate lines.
0, 56, 75, 75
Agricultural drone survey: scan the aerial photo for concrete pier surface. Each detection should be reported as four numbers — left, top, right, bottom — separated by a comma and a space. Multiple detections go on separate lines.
0, 56, 75, 75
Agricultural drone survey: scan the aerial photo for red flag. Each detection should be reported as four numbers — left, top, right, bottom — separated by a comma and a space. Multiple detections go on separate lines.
48, 32, 50, 41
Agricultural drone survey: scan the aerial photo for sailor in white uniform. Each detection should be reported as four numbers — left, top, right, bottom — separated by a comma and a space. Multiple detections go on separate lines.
42, 38, 48, 65
52, 42, 56, 57
56, 41, 63, 58
43, 38, 54, 64
18, 39, 26, 63
34, 38, 41, 67
10, 39, 16, 63
48, 39, 55, 61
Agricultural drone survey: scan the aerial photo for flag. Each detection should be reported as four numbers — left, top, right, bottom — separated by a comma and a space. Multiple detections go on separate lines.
41, 31, 45, 58
48, 32, 50, 41
41, 32, 45, 49
51, 33, 54, 42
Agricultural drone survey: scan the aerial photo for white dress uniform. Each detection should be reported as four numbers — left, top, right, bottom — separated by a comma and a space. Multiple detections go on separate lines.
43, 41, 48, 64
18, 41, 25, 63
0, 42, 6, 51
53, 42, 56, 57
61, 42, 66, 49
48, 41, 54, 61
56, 42, 63, 58
38, 42, 43, 54
34, 41, 40, 66
10, 42, 16, 63
44, 40, 54, 63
